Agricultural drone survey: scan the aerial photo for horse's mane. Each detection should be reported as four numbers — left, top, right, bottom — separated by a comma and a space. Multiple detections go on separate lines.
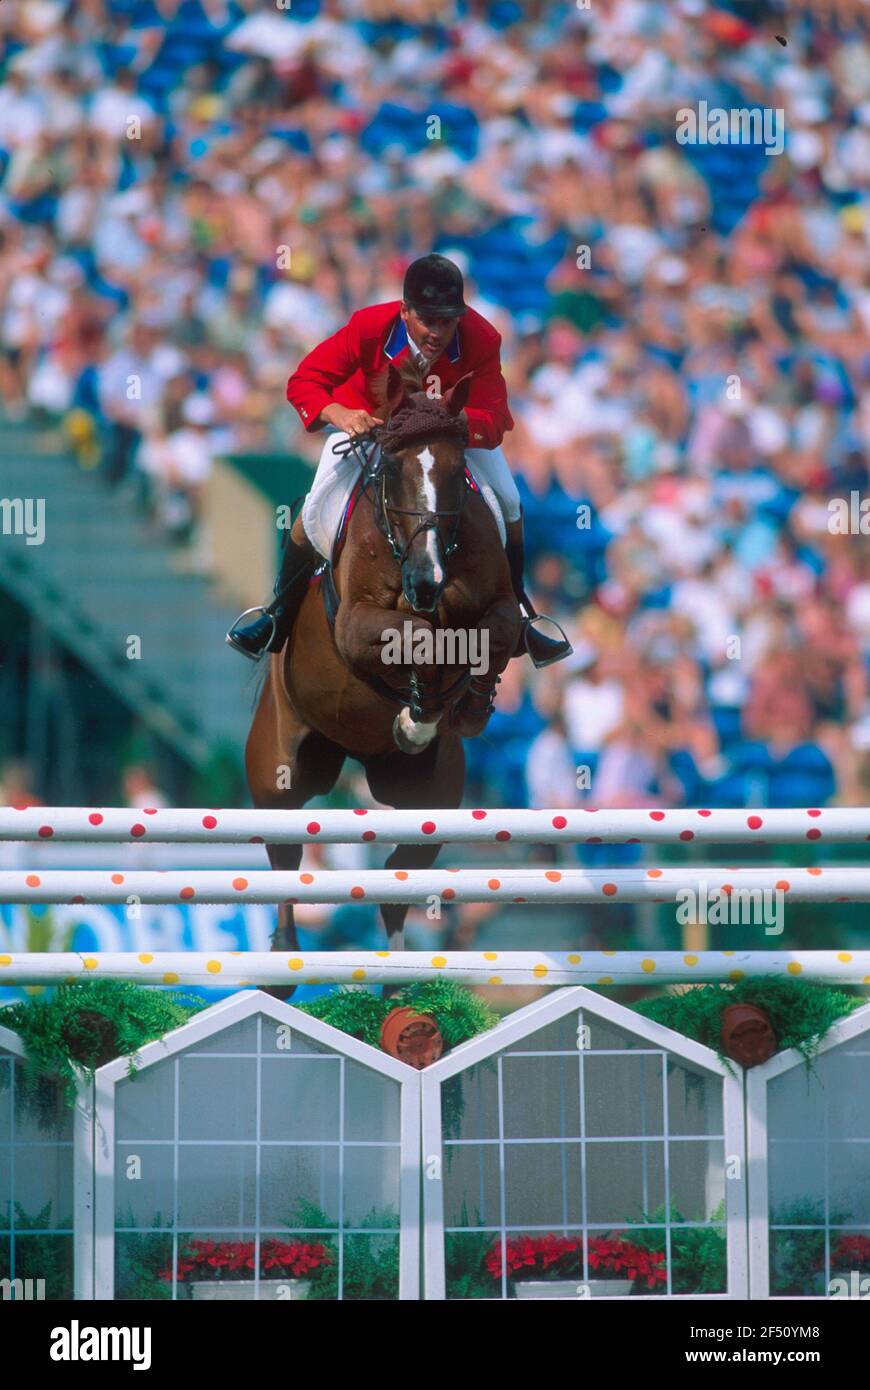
374, 357, 468, 452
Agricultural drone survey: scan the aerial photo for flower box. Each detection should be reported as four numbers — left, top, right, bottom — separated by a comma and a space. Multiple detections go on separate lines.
189, 1278, 309, 1301
514, 1277, 634, 1299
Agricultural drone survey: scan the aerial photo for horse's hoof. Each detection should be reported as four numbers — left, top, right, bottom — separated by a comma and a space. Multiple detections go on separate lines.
392, 707, 440, 755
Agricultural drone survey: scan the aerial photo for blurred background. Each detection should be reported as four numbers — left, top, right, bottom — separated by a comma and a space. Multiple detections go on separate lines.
0, 0, 867, 988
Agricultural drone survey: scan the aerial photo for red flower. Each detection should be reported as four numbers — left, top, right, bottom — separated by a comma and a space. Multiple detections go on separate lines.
487, 1234, 666, 1289
160, 1237, 333, 1284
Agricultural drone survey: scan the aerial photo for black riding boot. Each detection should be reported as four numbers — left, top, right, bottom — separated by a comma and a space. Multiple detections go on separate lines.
226, 533, 317, 661
505, 516, 573, 669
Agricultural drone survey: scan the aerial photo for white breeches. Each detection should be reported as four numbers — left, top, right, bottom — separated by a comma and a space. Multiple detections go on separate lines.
301, 430, 521, 561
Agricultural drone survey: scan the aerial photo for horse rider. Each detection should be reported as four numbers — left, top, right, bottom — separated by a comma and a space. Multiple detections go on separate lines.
226, 253, 573, 669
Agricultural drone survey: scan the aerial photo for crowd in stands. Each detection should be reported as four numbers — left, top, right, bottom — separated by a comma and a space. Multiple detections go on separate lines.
0, 0, 868, 813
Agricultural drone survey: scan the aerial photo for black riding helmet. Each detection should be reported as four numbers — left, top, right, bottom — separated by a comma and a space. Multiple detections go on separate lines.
402, 254, 468, 319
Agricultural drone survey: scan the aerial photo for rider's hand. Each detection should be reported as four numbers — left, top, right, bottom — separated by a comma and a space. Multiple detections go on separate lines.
321, 403, 384, 436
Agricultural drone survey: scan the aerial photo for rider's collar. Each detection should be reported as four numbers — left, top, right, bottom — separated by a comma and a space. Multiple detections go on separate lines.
384, 317, 461, 365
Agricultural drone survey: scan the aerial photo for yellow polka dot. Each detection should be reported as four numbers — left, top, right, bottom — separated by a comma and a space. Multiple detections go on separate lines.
864, 976, 870, 985
376, 951, 390, 957
206, 960, 221, 974
83, 957, 98, 970
568, 954, 581, 964
728, 970, 745, 982
787, 962, 802, 976
533, 964, 548, 979
721, 951, 736, 956
837, 952, 852, 963
488, 976, 502, 985
602, 950, 617, 957
483, 952, 498, 961
684, 955, 698, 966
597, 976, 613, 985
163, 972, 179, 984
431, 955, 447, 968
0, 955, 11, 967
352, 968, 366, 981
137, 953, 153, 964
288, 958, 304, 971
641, 959, 656, 973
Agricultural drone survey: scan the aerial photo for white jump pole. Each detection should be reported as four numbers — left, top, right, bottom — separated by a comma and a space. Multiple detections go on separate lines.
2, 806, 869, 844
2, 866, 870, 905
0, 951, 868, 987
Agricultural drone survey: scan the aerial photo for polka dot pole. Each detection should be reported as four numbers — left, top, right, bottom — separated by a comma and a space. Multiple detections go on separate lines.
1, 866, 868, 904
1, 806, 868, 844
0, 951, 868, 987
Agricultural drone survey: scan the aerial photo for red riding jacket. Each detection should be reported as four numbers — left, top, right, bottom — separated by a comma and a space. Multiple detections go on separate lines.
286, 301, 514, 449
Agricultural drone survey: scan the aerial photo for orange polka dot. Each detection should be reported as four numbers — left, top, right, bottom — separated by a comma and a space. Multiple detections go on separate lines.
394, 871, 409, 881
300, 873, 314, 884
111, 873, 124, 885
602, 883, 618, 896
25, 874, 40, 888
647, 869, 662, 879
487, 879, 501, 890
545, 870, 562, 883
350, 886, 365, 899
807, 867, 823, 877
232, 877, 248, 891
179, 887, 195, 900
776, 880, 790, 892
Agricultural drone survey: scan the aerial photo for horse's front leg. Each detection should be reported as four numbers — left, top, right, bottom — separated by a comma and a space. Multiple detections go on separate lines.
336, 599, 443, 753
449, 596, 520, 738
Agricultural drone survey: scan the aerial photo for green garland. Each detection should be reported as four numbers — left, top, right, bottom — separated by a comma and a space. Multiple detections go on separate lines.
632, 978, 861, 1069
0, 980, 205, 1110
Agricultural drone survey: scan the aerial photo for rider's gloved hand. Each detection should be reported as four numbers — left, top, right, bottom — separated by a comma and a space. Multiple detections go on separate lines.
320, 403, 384, 436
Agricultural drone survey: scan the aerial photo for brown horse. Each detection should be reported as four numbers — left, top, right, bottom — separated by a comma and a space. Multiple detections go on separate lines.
245, 366, 521, 987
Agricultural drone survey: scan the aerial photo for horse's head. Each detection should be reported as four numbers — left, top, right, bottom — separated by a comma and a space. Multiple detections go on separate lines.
371, 366, 472, 613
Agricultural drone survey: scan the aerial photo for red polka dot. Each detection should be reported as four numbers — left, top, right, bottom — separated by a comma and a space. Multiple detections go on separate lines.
353, 809, 368, 816
472, 810, 487, 820
362, 831, 376, 842
496, 831, 511, 842
747, 816, 763, 830
487, 879, 501, 890
111, 874, 124, 885
776, 880, 790, 892
25, 875, 40, 888
679, 830, 695, 841
583, 807, 599, 813
513, 897, 526, 903
88, 812, 103, 826
249, 836, 265, 844
697, 809, 712, 817
71, 895, 85, 905
721, 884, 733, 896
143, 807, 158, 815
586, 837, 602, 844
422, 821, 437, 835
38, 825, 53, 838
443, 888, 455, 900
307, 821, 321, 835
552, 815, 567, 829
130, 824, 146, 838
447, 868, 460, 873
202, 815, 217, 830
806, 828, 821, 840
602, 883, 618, 896
180, 887, 195, 900
12, 805, 27, 811
647, 869, 663, 879
350, 886, 365, 900
649, 811, 665, 821
626, 837, 640, 844
807, 808, 821, 817
807, 867, 822, 877
232, 877, 248, 891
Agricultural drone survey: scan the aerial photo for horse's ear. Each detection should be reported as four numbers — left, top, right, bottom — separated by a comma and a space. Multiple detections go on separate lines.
370, 364, 407, 420
443, 373, 472, 416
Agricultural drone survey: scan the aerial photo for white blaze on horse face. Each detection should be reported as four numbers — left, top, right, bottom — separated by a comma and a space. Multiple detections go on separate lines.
416, 446, 444, 586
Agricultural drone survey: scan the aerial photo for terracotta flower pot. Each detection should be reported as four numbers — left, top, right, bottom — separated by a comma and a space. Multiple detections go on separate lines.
721, 1002, 777, 1067
380, 1006, 443, 1069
